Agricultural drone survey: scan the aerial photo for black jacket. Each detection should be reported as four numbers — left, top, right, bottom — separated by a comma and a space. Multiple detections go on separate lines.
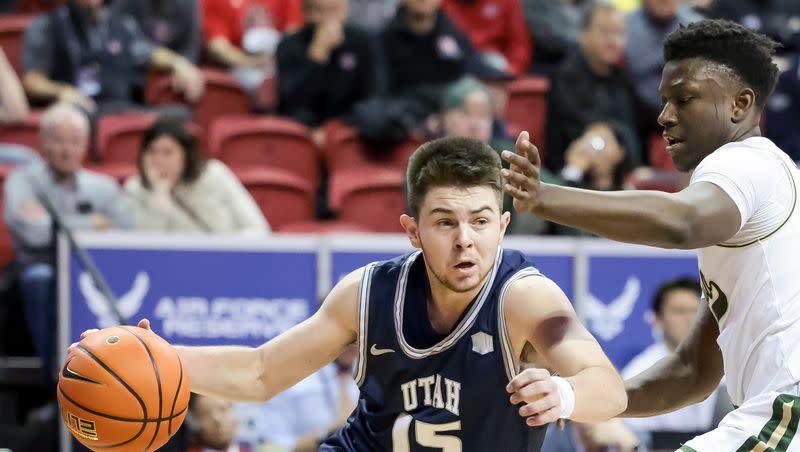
277, 24, 379, 127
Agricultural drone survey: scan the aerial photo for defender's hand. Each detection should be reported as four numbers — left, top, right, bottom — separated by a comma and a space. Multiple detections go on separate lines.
502, 131, 544, 214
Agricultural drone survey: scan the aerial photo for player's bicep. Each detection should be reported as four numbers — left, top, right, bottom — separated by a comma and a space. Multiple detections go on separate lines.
256, 268, 362, 397
506, 277, 615, 377
673, 182, 742, 248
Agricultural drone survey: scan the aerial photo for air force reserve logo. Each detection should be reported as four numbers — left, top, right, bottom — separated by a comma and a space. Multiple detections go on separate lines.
80, 272, 149, 328
583, 276, 641, 341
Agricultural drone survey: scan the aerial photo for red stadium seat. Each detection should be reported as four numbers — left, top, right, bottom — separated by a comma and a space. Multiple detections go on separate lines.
0, 15, 34, 76
95, 113, 158, 163
329, 167, 405, 233
0, 110, 41, 151
505, 77, 550, 159
208, 116, 320, 188
145, 68, 251, 132
234, 167, 315, 231
322, 120, 423, 172
279, 220, 371, 234
16, 0, 62, 14
0, 164, 16, 267
648, 133, 675, 171
84, 162, 138, 185
625, 168, 687, 193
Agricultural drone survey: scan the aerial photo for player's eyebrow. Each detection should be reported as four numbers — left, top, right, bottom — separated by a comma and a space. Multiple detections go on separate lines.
428, 206, 495, 215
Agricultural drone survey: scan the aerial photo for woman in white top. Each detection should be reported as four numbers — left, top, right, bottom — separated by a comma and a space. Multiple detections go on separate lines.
125, 118, 270, 234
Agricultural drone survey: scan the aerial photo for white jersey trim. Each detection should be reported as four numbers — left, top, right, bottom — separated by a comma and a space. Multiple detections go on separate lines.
354, 263, 377, 387
498, 267, 544, 382
394, 248, 503, 359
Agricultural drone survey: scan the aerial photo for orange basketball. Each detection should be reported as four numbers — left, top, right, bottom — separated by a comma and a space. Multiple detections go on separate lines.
57, 326, 190, 451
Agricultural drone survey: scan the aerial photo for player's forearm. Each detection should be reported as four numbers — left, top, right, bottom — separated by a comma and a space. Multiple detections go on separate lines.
622, 352, 717, 417
174, 345, 268, 402
534, 183, 693, 249
566, 365, 627, 422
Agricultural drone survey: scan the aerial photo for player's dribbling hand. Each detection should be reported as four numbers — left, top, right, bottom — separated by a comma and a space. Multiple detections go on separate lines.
501, 131, 544, 214
507, 368, 562, 426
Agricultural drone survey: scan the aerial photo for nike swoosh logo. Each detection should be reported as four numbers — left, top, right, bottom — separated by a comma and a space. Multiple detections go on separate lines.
370, 344, 395, 356
61, 360, 102, 385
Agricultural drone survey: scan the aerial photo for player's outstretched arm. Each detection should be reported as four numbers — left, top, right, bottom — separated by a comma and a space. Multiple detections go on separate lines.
148, 268, 361, 403
501, 132, 741, 249
504, 276, 626, 426
622, 302, 723, 417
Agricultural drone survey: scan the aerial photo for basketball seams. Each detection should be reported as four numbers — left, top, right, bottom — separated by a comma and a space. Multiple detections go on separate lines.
75, 344, 148, 420
168, 354, 185, 436
59, 387, 186, 423
59, 386, 149, 448
120, 327, 164, 451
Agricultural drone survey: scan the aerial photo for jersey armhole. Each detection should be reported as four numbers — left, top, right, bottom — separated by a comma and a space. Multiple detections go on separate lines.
354, 263, 377, 387
497, 268, 543, 383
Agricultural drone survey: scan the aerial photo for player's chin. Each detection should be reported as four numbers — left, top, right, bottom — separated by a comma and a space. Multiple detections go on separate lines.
446, 274, 483, 293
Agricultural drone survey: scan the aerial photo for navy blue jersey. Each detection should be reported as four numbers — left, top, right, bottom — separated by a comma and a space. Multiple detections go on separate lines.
322, 248, 548, 451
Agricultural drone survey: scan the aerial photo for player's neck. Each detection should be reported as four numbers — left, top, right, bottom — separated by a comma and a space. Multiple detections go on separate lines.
425, 277, 484, 335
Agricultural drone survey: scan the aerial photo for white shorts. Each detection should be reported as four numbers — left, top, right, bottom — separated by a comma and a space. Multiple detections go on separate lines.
679, 384, 800, 452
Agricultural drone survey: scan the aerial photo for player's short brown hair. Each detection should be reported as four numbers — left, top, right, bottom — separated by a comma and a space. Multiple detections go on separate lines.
406, 136, 504, 218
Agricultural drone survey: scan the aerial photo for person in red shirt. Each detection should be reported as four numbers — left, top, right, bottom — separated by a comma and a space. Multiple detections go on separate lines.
202, 0, 303, 95
442, 0, 532, 76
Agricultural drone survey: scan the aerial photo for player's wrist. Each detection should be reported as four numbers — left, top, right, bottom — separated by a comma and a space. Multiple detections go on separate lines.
551, 376, 575, 419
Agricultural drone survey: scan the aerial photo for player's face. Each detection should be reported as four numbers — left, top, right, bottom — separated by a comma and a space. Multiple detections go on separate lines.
402, 185, 509, 294
656, 288, 700, 348
657, 58, 739, 171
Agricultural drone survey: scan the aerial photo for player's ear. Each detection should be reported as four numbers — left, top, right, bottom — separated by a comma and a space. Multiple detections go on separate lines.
731, 87, 756, 123
400, 214, 421, 248
500, 211, 511, 236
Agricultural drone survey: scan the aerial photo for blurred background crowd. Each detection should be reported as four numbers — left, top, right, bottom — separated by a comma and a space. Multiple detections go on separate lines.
0, 0, 798, 450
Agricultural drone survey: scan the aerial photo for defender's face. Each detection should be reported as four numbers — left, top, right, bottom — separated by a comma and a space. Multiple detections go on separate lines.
658, 58, 736, 172
405, 185, 509, 294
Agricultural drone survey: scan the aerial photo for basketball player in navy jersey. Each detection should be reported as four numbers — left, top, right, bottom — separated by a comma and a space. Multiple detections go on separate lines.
81, 136, 626, 451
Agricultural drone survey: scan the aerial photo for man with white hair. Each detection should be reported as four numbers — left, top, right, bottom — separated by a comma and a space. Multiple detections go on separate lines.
3, 103, 131, 377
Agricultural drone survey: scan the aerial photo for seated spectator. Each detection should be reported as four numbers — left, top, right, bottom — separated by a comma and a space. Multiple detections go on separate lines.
0, 46, 39, 166
625, 0, 702, 130
442, 0, 532, 76
547, 1, 639, 185
22, 0, 204, 118
187, 394, 249, 452
620, 278, 729, 449
346, 0, 398, 32
765, 54, 800, 163
203, 0, 303, 102
3, 103, 131, 376
111, 0, 202, 63
235, 347, 358, 451
124, 118, 270, 234
276, 0, 379, 128
522, 0, 588, 77
706, 0, 800, 53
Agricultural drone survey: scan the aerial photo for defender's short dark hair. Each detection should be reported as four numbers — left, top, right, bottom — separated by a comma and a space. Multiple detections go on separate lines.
663, 19, 780, 107
652, 277, 701, 315
406, 137, 503, 218
137, 117, 206, 189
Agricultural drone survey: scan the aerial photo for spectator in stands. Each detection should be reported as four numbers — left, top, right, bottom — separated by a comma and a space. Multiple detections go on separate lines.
442, 0, 532, 76
235, 347, 358, 451
111, 0, 202, 63
625, 0, 701, 128
276, 0, 379, 128
203, 0, 303, 99
765, 54, 800, 163
522, 0, 588, 77
187, 394, 248, 452
0, 46, 39, 166
21, 0, 204, 118
3, 103, 131, 377
347, 0, 398, 32
706, 0, 800, 53
124, 118, 270, 234
546, 0, 639, 188
619, 277, 728, 449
